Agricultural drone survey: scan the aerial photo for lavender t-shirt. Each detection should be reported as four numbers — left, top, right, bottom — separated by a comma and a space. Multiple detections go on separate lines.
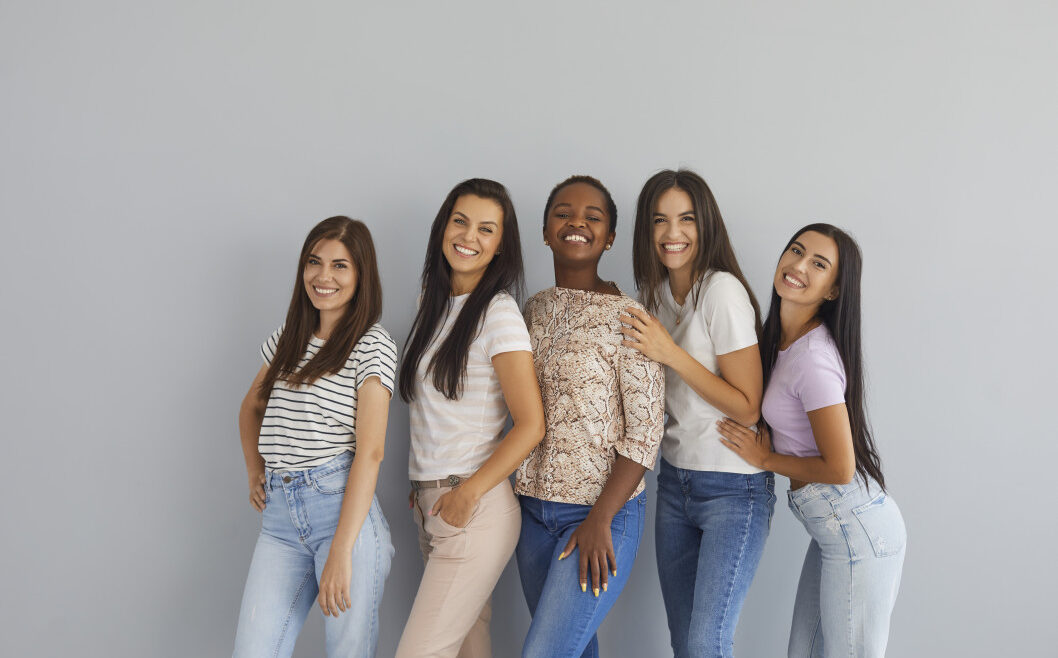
761, 325, 847, 457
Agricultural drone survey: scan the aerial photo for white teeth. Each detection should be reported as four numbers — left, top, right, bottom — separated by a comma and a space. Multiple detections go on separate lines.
314, 287, 338, 294
454, 244, 479, 256
564, 234, 588, 243
663, 243, 689, 252
784, 274, 806, 288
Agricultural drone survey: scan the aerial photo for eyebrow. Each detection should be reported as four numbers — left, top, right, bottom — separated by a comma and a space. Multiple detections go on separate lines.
552, 202, 608, 217
308, 253, 350, 263
653, 210, 695, 217
452, 211, 498, 227
791, 241, 833, 266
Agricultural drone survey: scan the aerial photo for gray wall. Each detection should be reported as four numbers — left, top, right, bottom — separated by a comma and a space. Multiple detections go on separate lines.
2, 1, 1055, 656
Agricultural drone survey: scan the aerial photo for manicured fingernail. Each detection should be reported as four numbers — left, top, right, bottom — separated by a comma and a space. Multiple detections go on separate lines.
603, 583, 608, 592
558, 551, 566, 560
581, 582, 586, 592
612, 570, 617, 577
593, 588, 599, 597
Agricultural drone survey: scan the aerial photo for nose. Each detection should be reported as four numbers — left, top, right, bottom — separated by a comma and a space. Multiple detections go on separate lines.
567, 212, 587, 228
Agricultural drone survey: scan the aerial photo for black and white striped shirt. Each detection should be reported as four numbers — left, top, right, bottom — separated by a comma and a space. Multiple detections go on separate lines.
259, 323, 396, 471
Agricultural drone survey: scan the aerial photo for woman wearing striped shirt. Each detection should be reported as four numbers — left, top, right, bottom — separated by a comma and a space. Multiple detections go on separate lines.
233, 216, 397, 658
396, 179, 545, 658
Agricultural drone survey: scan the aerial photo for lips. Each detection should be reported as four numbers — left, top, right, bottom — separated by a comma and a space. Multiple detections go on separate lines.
560, 229, 591, 245
452, 243, 479, 257
782, 273, 806, 289
661, 242, 690, 253
312, 285, 339, 297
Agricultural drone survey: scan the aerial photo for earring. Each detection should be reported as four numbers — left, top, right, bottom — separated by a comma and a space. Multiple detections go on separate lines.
605, 244, 612, 250
544, 240, 550, 246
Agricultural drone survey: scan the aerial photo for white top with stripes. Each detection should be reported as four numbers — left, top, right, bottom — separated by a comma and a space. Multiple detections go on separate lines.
408, 292, 532, 480
259, 323, 396, 471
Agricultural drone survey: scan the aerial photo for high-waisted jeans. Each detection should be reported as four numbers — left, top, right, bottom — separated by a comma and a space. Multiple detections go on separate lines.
516, 492, 647, 658
233, 452, 394, 658
655, 458, 776, 658
786, 478, 906, 658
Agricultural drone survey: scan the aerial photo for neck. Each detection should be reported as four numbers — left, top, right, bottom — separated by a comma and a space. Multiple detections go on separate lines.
667, 267, 696, 305
450, 271, 483, 297
779, 301, 820, 349
316, 310, 340, 340
554, 260, 608, 293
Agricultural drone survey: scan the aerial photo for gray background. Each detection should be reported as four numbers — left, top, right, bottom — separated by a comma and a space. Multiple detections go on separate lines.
2, 1, 1055, 656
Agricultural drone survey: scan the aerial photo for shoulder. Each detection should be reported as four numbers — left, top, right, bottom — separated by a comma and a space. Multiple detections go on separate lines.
486, 291, 521, 316
352, 324, 397, 358
792, 327, 844, 373
699, 271, 750, 305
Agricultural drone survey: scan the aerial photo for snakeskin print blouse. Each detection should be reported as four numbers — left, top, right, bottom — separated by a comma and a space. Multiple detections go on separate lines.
515, 286, 665, 505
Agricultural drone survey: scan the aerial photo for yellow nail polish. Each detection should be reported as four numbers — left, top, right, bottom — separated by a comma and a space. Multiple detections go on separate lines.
558, 552, 566, 560
593, 588, 599, 597
581, 583, 586, 592
612, 570, 617, 577
603, 583, 608, 592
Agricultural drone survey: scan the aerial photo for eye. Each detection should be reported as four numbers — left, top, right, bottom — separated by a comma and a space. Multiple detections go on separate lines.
813, 261, 826, 270
791, 246, 803, 256
680, 216, 695, 222
307, 257, 320, 265
653, 217, 667, 224
480, 226, 493, 234
335, 263, 347, 269
453, 217, 465, 225
587, 215, 600, 222
556, 212, 569, 219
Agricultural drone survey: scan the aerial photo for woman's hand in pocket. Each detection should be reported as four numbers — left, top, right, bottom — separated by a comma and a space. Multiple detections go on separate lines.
430, 485, 479, 529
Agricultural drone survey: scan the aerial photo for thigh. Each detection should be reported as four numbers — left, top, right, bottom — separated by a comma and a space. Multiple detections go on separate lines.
787, 539, 823, 658
653, 471, 699, 657
516, 496, 560, 616
233, 527, 317, 658
522, 495, 645, 658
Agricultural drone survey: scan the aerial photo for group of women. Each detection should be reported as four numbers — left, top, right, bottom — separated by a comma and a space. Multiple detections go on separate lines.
231, 170, 907, 658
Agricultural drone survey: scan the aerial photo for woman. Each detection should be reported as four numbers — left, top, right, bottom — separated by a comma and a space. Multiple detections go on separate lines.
396, 178, 545, 658
718, 224, 906, 657
233, 216, 396, 658
516, 175, 665, 658
621, 169, 774, 658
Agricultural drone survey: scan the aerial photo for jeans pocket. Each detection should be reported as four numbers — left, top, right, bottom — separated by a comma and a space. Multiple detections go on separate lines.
852, 493, 906, 558
312, 467, 350, 495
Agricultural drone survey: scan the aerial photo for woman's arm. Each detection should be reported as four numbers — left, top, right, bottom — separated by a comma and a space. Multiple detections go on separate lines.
717, 404, 856, 484
621, 307, 762, 426
430, 350, 545, 527
317, 377, 391, 618
238, 365, 270, 511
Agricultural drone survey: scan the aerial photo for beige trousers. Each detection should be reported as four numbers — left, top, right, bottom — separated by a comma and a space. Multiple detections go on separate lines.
395, 478, 521, 658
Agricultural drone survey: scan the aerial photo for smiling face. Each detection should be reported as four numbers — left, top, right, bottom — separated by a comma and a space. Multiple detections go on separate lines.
544, 182, 615, 266
303, 238, 358, 318
652, 186, 699, 279
441, 193, 504, 294
774, 230, 840, 307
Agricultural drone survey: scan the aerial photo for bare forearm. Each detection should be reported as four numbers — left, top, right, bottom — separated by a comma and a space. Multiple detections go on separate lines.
462, 420, 544, 500
238, 402, 266, 476
330, 451, 383, 553
668, 348, 758, 425
590, 455, 647, 522
763, 452, 855, 485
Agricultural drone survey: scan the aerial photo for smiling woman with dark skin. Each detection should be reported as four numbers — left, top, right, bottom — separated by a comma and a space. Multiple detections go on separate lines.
514, 175, 665, 658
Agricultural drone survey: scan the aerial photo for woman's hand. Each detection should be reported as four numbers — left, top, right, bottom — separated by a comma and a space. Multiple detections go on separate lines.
430, 485, 479, 529
620, 307, 678, 366
717, 417, 772, 469
317, 548, 352, 617
248, 470, 267, 512
559, 511, 616, 597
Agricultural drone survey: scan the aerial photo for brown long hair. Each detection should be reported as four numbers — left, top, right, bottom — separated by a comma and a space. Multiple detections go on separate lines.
398, 179, 524, 402
632, 168, 761, 335
258, 216, 383, 398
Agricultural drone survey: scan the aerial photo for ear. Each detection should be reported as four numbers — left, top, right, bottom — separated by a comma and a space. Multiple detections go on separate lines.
825, 286, 839, 302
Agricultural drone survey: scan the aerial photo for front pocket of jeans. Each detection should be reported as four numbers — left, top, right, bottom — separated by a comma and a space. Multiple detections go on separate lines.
312, 467, 349, 495
852, 493, 906, 558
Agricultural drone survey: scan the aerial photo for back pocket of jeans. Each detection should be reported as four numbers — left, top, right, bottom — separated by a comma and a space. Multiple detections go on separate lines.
852, 493, 906, 558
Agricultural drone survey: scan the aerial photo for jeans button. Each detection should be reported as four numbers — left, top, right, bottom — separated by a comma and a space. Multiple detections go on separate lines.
283, 476, 292, 483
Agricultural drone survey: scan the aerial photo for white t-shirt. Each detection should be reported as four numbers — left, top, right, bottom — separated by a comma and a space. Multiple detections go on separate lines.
654, 271, 761, 473
408, 292, 532, 480
259, 323, 397, 471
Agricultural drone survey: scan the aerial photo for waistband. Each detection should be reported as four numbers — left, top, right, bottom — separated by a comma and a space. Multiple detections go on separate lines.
787, 475, 882, 506
266, 450, 353, 490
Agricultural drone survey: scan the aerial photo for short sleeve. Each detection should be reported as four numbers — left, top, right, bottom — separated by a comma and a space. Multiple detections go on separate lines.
353, 325, 398, 394
482, 294, 532, 358
795, 346, 847, 412
261, 326, 283, 365
700, 272, 758, 356
615, 305, 666, 468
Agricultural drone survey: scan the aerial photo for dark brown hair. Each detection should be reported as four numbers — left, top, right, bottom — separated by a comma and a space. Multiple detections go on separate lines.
399, 178, 524, 401
760, 223, 886, 490
542, 175, 618, 231
258, 216, 383, 398
632, 168, 761, 335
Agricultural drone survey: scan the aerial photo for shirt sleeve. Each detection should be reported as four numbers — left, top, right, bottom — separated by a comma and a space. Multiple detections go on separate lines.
482, 294, 533, 358
795, 346, 847, 412
700, 272, 758, 356
261, 326, 283, 365
354, 326, 398, 394
614, 306, 666, 468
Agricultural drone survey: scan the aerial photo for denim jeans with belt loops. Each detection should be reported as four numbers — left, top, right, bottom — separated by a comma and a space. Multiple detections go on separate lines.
786, 478, 906, 658
233, 451, 394, 658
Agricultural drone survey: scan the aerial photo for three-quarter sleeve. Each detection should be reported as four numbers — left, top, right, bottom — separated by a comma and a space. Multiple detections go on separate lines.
614, 317, 665, 469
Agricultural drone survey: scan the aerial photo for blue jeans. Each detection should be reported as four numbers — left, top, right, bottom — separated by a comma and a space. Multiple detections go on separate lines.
233, 452, 394, 658
786, 479, 906, 658
515, 492, 647, 658
655, 458, 775, 658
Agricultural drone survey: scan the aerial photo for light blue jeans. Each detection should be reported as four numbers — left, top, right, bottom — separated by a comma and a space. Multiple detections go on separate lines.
655, 458, 775, 658
233, 452, 394, 658
786, 479, 906, 658
516, 492, 647, 658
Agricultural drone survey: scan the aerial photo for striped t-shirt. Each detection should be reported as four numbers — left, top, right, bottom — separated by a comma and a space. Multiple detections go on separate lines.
259, 323, 397, 471
408, 292, 532, 480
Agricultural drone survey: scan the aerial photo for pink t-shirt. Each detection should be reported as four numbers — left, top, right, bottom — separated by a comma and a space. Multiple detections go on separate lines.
761, 324, 847, 457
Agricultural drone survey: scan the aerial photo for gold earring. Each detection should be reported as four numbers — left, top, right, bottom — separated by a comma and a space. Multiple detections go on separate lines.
544, 240, 550, 246
605, 244, 612, 250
